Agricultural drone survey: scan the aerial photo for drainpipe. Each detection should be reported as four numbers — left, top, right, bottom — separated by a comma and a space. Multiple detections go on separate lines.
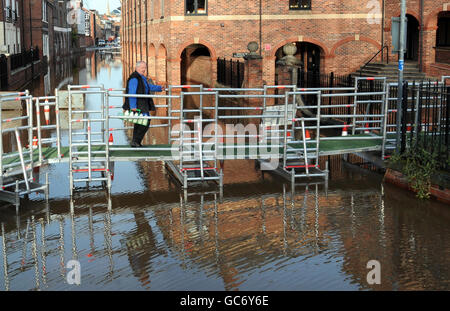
29, 0, 33, 77
259, 0, 262, 56
381, 0, 385, 61
21, 0, 24, 52
396, 0, 406, 152
419, 0, 424, 72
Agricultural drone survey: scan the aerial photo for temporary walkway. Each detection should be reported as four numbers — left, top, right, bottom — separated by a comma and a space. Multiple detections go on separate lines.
1, 76, 444, 204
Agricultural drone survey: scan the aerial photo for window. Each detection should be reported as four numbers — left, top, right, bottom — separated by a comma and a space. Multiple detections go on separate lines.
437, 17, 450, 47
289, 0, 311, 10
185, 0, 207, 15
43, 33, 49, 57
160, 0, 164, 18
42, 0, 48, 22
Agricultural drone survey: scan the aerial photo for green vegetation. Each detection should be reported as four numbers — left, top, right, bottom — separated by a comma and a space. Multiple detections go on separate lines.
389, 146, 439, 199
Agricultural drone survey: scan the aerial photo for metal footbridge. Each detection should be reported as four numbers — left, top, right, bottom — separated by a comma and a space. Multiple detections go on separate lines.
1, 76, 446, 205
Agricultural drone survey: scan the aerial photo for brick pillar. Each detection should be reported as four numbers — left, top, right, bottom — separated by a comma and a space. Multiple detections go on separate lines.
243, 54, 263, 89
276, 64, 293, 86
243, 54, 264, 124
422, 28, 437, 75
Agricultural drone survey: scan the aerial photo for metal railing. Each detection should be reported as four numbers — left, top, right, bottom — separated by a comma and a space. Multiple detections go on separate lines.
10, 76, 445, 202
358, 45, 389, 77
9, 47, 39, 71
217, 58, 245, 88
397, 81, 449, 171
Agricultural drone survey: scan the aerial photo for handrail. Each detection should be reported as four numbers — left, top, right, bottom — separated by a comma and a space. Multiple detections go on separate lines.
359, 45, 389, 77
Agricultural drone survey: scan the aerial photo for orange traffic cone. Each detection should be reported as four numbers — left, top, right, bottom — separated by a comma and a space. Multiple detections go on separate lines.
305, 130, 311, 140
109, 133, 114, 145
342, 123, 348, 136
32, 136, 38, 149
44, 100, 50, 125
364, 123, 370, 134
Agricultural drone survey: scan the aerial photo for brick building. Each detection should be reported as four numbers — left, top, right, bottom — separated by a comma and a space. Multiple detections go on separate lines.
121, 0, 450, 87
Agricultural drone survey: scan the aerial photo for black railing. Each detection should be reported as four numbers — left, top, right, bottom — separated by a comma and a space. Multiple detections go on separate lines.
399, 81, 449, 171
297, 70, 354, 117
359, 45, 389, 76
217, 58, 245, 88
297, 69, 353, 89
9, 47, 39, 71
0, 54, 8, 89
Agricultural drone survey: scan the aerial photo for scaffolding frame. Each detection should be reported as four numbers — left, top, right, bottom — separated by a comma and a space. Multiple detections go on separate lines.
9, 75, 450, 204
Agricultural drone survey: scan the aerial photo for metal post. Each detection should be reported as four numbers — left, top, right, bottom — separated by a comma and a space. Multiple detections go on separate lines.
87, 120, 92, 181
315, 92, 322, 169
396, 0, 407, 152
180, 93, 185, 172
283, 93, 289, 169
352, 78, 358, 135
105, 89, 111, 189
55, 89, 61, 160
381, 82, 389, 159
69, 86, 73, 196
168, 86, 173, 139
15, 128, 30, 192
35, 98, 43, 163
45, 172, 49, 203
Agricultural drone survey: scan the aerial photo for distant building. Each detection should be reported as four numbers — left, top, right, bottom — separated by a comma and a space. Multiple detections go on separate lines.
0, 0, 21, 55
0, 0, 86, 90
53, 0, 72, 59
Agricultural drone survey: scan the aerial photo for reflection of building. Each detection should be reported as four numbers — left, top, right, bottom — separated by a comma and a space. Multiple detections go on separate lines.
122, 0, 450, 89
53, 0, 72, 60
2, 174, 450, 290
122, 211, 165, 288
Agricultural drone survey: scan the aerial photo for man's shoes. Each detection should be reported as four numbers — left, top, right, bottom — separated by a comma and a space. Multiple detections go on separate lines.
131, 141, 139, 148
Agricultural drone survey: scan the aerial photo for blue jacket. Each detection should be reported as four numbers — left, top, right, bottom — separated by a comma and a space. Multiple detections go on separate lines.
125, 72, 162, 115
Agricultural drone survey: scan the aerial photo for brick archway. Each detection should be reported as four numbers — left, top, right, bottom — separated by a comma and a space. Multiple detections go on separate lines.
180, 44, 214, 86
330, 36, 382, 57
271, 38, 330, 59
176, 40, 217, 62
425, 8, 448, 30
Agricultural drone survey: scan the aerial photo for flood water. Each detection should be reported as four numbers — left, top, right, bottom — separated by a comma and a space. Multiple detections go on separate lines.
0, 52, 449, 291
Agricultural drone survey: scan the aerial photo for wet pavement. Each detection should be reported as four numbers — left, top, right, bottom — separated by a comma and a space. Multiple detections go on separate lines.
0, 52, 449, 291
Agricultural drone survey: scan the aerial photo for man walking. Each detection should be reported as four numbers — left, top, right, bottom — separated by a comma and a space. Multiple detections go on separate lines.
123, 61, 163, 147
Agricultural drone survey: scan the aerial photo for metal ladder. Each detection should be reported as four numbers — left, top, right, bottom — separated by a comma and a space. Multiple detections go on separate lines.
0, 92, 49, 206
34, 91, 62, 163
167, 86, 222, 188
68, 85, 111, 196
282, 90, 326, 182
178, 89, 219, 188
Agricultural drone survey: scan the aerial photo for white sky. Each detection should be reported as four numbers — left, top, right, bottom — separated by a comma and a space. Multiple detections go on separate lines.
84, 0, 121, 14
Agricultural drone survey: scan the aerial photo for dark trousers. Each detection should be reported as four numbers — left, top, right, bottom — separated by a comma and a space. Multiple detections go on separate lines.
132, 121, 150, 145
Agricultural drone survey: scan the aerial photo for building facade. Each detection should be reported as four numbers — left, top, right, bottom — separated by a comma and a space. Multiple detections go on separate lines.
0, 0, 86, 90
0, 0, 21, 55
121, 0, 450, 87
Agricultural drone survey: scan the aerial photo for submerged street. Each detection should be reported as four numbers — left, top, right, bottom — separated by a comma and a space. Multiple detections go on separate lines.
0, 52, 449, 291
